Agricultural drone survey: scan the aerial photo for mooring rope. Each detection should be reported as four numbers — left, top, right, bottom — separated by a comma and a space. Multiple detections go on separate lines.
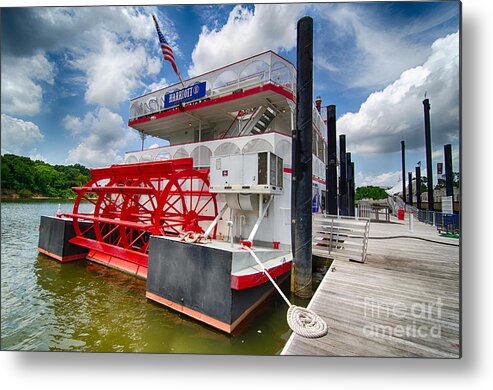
347, 235, 460, 247
242, 245, 328, 339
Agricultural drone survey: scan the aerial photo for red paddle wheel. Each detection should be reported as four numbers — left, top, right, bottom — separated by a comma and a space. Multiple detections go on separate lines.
60, 158, 218, 278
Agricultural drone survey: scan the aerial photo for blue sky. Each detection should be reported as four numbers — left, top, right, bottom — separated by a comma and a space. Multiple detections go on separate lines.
1, 1, 460, 188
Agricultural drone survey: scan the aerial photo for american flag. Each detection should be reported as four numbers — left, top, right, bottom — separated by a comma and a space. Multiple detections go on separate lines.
152, 14, 182, 84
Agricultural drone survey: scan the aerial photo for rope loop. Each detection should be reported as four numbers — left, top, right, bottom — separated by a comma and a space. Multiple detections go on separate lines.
287, 305, 328, 339
242, 244, 329, 339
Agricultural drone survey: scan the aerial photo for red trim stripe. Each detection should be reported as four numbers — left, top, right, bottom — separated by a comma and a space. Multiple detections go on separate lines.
38, 247, 86, 263
231, 261, 291, 290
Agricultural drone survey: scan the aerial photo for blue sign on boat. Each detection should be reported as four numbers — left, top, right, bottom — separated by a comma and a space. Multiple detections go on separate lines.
164, 82, 207, 108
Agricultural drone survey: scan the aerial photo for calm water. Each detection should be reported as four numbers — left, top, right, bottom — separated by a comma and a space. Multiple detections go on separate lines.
1, 200, 325, 354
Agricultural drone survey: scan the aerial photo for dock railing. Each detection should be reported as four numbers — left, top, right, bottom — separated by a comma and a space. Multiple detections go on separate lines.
312, 215, 370, 263
387, 196, 460, 235
357, 200, 390, 222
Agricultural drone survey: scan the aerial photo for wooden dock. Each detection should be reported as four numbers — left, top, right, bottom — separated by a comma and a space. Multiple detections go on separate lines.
282, 215, 460, 357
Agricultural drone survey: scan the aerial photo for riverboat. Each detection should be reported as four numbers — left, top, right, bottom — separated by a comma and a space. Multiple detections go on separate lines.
38, 51, 328, 333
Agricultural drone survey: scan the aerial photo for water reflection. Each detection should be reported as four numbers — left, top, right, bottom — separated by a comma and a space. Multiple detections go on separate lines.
2, 201, 325, 354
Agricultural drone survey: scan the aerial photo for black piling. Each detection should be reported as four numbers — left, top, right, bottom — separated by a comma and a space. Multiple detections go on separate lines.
423, 98, 434, 211
326, 105, 338, 215
408, 172, 413, 206
349, 160, 355, 217
444, 144, 454, 197
416, 165, 422, 210
291, 16, 313, 299
401, 141, 406, 204
339, 134, 348, 216
346, 152, 354, 216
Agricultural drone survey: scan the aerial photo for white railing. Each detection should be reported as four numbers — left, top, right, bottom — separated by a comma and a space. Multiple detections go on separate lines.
129, 51, 296, 122
312, 103, 326, 140
312, 214, 371, 263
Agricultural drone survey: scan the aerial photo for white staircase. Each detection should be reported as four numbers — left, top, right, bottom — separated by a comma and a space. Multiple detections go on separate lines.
239, 106, 277, 136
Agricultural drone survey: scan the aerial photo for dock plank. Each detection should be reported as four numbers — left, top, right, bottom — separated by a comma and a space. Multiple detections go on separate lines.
282, 216, 460, 357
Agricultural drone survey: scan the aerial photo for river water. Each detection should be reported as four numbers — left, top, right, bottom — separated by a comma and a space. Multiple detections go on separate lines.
1, 200, 327, 354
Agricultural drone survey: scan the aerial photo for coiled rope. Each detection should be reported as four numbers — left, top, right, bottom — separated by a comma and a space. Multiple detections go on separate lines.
243, 245, 328, 339
181, 231, 202, 243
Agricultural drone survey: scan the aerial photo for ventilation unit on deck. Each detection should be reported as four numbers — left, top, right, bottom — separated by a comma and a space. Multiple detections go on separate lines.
209, 152, 283, 195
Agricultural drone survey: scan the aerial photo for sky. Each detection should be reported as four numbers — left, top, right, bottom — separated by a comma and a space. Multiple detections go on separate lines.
0, 1, 461, 188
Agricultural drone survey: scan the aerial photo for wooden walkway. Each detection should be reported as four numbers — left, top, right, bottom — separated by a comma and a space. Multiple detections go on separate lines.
282, 216, 460, 357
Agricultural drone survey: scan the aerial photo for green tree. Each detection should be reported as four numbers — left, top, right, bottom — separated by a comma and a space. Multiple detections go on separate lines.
355, 186, 389, 201
1, 153, 91, 198
34, 164, 59, 193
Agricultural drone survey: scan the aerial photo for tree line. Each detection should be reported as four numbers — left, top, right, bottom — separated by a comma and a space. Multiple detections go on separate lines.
355, 173, 460, 201
1, 154, 91, 198
355, 186, 389, 201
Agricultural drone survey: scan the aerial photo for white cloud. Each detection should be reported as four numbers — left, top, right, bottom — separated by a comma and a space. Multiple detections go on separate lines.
356, 170, 401, 188
2, 7, 173, 112
188, 4, 305, 77
1, 54, 55, 116
28, 150, 48, 162
1, 114, 45, 155
315, 57, 340, 73
10, 7, 164, 55
144, 77, 168, 94
316, 3, 458, 89
64, 107, 138, 167
72, 33, 160, 107
337, 31, 459, 155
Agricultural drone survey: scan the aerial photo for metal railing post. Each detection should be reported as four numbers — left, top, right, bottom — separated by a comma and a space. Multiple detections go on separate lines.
329, 217, 334, 255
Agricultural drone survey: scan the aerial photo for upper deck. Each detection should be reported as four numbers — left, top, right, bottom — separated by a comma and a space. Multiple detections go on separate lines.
128, 51, 326, 146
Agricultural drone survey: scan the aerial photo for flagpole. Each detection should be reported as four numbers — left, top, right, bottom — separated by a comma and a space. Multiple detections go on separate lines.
177, 72, 185, 89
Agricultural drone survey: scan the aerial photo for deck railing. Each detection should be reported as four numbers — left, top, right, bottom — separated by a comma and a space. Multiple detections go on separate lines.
129, 51, 297, 122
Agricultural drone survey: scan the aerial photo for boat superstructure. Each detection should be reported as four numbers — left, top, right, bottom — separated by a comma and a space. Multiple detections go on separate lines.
126, 51, 327, 248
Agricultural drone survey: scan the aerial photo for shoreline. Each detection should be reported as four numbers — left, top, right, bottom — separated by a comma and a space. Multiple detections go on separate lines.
1, 195, 75, 201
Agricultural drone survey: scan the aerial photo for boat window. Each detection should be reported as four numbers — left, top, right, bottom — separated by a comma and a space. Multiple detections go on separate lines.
318, 137, 325, 162
154, 151, 172, 161
271, 61, 293, 89
191, 145, 212, 168
212, 70, 239, 94
214, 142, 241, 157
239, 60, 269, 86
173, 148, 189, 159
139, 153, 153, 162
275, 139, 291, 166
242, 139, 273, 154
125, 155, 138, 164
